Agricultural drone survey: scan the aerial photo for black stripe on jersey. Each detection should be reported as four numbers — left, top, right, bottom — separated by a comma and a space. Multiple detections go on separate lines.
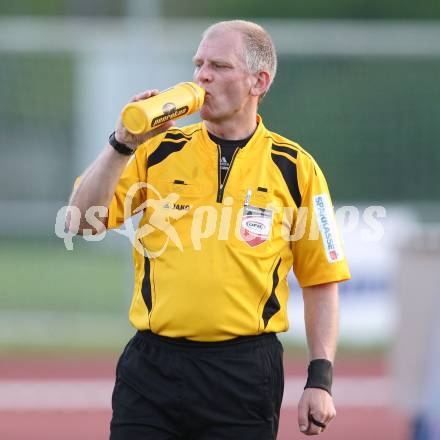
265, 134, 316, 163
147, 140, 188, 168
262, 258, 282, 329
272, 144, 298, 161
164, 131, 192, 141
165, 127, 202, 140
271, 149, 302, 208
141, 255, 152, 313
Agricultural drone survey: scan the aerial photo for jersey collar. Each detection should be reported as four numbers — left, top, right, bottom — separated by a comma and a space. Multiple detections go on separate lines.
200, 114, 267, 159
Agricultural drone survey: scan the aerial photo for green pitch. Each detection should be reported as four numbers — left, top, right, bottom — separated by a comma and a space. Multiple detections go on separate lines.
0, 237, 130, 312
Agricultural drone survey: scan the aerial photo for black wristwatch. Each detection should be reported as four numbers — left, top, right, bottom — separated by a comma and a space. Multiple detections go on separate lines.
108, 131, 134, 156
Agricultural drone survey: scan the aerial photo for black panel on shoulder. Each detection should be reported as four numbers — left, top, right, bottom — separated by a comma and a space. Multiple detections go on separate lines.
271, 148, 302, 208
147, 140, 188, 168
141, 254, 152, 313
262, 258, 282, 328
271, 144, 298, 162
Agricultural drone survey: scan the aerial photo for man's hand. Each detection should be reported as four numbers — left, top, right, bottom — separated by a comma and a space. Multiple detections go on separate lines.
298, 388, 336, 435
115, 89, 175, 150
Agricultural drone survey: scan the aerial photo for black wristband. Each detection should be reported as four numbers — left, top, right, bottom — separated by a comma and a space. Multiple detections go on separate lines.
304, 359, 333, 396
108, 131, 134, 156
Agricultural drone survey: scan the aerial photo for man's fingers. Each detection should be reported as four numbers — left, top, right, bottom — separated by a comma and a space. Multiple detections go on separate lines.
148, 120, 176, 138
126, 120, 175, 146
321, 407, 336, 426
305, 415, 324, 435
305, 426, 323, 436
130, 89, 160, 102
298, 401, 310, 433
309, 413, 327, 429
304, 410, 337, 435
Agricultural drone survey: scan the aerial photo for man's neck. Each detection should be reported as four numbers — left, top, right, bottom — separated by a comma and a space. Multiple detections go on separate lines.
204, 113, 258, 140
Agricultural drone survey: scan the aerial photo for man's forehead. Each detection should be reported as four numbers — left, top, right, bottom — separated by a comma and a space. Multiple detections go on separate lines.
194, 32, 243, 61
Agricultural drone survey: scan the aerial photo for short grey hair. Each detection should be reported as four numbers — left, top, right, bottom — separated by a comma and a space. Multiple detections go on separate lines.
202, 20, 277, 98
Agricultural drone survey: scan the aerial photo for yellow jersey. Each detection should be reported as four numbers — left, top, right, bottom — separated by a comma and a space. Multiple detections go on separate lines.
106, 115, 350, 341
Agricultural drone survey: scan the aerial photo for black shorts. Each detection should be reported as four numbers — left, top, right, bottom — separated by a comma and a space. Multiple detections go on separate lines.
110, 331, 284, 440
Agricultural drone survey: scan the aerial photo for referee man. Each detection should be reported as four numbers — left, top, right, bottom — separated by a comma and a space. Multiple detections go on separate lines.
68, 20, 350, 440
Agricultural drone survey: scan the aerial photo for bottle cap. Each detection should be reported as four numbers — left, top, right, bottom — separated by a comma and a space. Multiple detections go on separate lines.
121, 105, 148, 135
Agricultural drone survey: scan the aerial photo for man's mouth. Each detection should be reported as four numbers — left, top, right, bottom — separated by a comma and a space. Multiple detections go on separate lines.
202, 93, 211, 104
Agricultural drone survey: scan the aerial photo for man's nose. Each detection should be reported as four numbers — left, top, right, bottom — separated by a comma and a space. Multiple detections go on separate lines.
194, 65, 212, 84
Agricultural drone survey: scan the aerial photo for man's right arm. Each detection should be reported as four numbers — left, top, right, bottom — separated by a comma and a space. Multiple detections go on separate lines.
67, 144, 132, 234
66, 89, 174, 235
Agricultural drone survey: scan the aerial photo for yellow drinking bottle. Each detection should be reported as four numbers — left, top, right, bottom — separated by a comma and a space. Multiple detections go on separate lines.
121, 82, 205, 135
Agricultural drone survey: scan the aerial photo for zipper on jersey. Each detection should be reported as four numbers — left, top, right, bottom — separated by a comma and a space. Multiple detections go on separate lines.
216, 145, 239, 203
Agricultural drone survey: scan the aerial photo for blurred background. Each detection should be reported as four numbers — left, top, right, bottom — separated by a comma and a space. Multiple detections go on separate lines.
1, 1, 439, 439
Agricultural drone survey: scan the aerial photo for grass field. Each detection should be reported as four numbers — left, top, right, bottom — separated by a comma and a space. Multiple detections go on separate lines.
0, 237, 137, 350
0, 237, 131, 312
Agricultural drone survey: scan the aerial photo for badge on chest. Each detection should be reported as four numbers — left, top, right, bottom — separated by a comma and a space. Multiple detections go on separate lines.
240, 205, 273, 247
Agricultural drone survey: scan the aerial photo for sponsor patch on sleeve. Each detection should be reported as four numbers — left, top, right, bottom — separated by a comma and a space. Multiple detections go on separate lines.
313, 194, 344, 263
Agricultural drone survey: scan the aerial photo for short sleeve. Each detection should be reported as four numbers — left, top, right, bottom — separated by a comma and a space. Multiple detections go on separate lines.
106, 144, 149, 229
291, 154, 351, 288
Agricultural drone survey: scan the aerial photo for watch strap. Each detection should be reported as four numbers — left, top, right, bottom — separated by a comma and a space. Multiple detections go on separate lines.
108, 131, 134, 156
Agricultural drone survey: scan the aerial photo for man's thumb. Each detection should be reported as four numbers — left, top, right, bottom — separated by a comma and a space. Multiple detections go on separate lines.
298, 405, 309, 432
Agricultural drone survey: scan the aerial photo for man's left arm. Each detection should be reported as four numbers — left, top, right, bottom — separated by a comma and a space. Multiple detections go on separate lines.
298, 282, 339, 436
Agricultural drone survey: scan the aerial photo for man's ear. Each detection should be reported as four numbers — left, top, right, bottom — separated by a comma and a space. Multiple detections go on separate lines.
250, 71, 271, 98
